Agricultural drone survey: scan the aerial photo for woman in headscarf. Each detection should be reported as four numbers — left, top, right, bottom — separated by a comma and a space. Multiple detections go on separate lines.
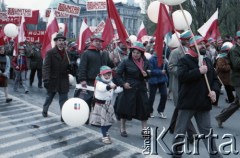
115, 41, 151, 137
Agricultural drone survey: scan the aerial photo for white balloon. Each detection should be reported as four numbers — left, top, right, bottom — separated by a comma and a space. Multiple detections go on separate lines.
159, 0, 187, 6
167, 32, 181, 48
129, 35, 137, 43
62, 98, 89, 127
58, 23, 65, 32
144, 52, 152, 60
147, 1, 169, 23
172, 10, 192, 31
222, 42, 233, 49
69, 74, 75, 86
4, 23, 18, 38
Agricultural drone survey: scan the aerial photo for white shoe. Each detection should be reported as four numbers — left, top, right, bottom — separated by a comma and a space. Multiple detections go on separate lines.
150, 113, 154, 118
158, 112, 167, 119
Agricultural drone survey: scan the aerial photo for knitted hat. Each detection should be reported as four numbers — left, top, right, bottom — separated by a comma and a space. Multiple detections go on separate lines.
18, 46, 25, 50
208, 37, 216, 44
130, 41, 145, 52
91, 34, 104, 42
180, 30, 192, 40
99, 66, 112, 75
220, 45, 231, 52
189, 35, 207, 47
236, 31, 240, 38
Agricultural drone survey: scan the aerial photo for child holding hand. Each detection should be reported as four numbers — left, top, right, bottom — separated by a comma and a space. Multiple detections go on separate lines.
90, 66, 122, 144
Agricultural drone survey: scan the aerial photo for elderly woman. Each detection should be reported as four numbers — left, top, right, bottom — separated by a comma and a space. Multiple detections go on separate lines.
115, 41, 151, 137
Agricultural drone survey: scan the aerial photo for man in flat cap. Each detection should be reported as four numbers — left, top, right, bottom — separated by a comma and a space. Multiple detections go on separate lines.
42, 33, 69, 122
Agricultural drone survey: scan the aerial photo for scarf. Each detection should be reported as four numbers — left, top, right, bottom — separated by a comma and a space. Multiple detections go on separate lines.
57, 47, 65, 58
133, 57, 144, 74
186, 49, 198, 58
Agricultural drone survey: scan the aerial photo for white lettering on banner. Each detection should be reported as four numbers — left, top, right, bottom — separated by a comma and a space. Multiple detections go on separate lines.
86, 1, 107, 11
57, 3, 81, 16
7, 8, 32, 17
26, 31, 46, 43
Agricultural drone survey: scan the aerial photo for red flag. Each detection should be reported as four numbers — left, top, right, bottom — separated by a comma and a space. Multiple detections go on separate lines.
41, 9, 59, 58
25, 10, 39, 25
198, 9, 220, 40
137, 21, 147, 42
107, 0, 128, 46
154, 4, 173, 66
77, 20, 93, 53
0, 27, 7, 43
102, 18, 115, 49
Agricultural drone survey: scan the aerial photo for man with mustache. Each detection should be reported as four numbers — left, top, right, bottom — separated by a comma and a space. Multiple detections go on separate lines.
171, 36, 222, 158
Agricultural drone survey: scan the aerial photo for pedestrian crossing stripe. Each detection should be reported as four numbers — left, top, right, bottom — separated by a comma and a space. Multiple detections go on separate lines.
0, 91, 148, 158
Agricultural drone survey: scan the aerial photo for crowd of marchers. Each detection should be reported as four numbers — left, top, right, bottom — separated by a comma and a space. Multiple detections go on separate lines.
0, 31, 239, 157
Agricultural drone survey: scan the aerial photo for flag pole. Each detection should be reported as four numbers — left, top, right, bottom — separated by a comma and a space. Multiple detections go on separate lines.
179, 4, 211, 93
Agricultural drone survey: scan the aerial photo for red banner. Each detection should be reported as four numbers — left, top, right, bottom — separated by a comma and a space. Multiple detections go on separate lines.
26, 30, 45, 43
0, 10, 39, 25
57, 3, 81, 16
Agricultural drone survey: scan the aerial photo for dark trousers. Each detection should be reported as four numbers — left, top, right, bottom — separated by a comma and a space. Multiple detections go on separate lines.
42, 91, 68, 116
30, 68, 42, 87
224, 84, 235, 103
172, 110, 223, 158
215, 86, 240, 122
149, 83, 167, 113
101, 125, 111, 137
168, 107, 196, 139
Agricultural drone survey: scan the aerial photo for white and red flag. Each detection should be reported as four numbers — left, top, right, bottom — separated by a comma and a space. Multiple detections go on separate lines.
77, 20, 93, 53
137, 21, 147, 42
198, 9, 220, 40
18, 15, 27, 43
41, 9, 59, 58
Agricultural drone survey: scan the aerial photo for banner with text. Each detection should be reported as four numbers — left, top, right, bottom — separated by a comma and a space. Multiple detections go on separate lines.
0, 12, 8, 20
93, 20, 105, 34
7, 8, 32, 17
45, 9, 70, 18
86, 1, 107, 11
0, 16, 21, 24
57, 3, 81, 16
26, 30, 45, 43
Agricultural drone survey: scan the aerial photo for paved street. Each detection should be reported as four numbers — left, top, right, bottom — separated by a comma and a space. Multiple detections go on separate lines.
0, 79, 240, 158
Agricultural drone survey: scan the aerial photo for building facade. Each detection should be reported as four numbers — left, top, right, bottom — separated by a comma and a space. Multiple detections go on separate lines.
49, 0, 142, 38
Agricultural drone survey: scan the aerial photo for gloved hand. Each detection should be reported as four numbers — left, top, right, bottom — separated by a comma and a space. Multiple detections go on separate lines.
43, 80, 49, 89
